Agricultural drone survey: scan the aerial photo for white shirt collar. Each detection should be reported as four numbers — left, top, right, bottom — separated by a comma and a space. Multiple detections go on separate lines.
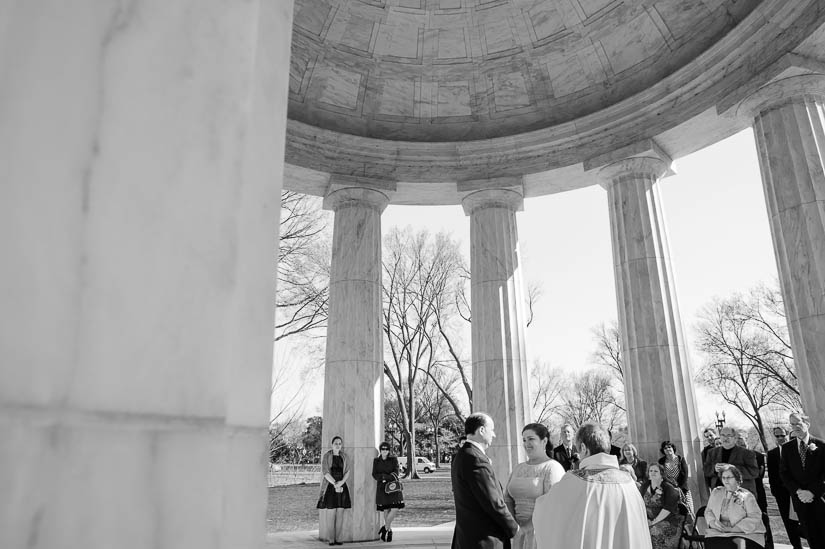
465, 439, 487, 455
798, 433, 811, 445
579, 452, 619, 470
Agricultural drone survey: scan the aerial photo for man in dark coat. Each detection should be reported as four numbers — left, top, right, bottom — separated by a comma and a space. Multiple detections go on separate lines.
704, 426, 761, 495
552, 423, 579, 471
451, 412, 519, 549
768, 426, 802, 549
781, 412, 825, 549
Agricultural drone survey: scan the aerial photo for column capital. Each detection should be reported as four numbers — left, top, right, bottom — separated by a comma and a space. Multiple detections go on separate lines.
597, 156, 672, 190
735, 73, 825, 120
323, 186, 392, 213
461, 188, 524, 216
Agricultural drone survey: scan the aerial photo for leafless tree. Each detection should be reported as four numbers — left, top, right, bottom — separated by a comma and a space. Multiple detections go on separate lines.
417, 370, 459, 468
382, 227, 463, 478
275, 191, 331, 342
591, 321, 623, 382
530, 360, 566, 425
559, 369, 626, 431
695, 285, 799, 451
269, 355, 306, 460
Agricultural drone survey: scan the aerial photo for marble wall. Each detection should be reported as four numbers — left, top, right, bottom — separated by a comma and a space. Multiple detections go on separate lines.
0, 2, 293, 548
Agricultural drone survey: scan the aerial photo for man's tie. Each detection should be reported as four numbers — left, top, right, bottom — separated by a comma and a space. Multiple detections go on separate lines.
799, 439, 807, 468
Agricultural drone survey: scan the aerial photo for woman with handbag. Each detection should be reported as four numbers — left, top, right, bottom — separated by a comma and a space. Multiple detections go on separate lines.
317, 436, 351, 546
372, 441, 405, 542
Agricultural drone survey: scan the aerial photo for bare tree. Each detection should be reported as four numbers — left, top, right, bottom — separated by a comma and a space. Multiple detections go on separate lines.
275, 191, 331, 342
269, 355, 306, 460
560, 369, 626, 431
591, 321, 623, 382
529, 360, 566, 425
417, 369, 459, 468
382, 228, 463, 478
695, 286, 799, 451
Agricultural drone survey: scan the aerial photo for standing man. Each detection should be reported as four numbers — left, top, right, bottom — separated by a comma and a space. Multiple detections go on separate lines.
702, 428, 719, 490
704, 426, 760, 495
451, 413, 519, 549
768, 426, 802, 549
780, 412, 825, 549
533, 423, 651, 549
552, 424, 579, 471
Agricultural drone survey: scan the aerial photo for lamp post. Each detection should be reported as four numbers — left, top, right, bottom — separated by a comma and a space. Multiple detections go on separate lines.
715, 411, 726, 432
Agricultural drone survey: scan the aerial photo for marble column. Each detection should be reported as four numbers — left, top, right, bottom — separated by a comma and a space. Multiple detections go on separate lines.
320, 187, 389, 542
599, 156, 704, 501
462, 188, 531, 484
0, 3, 292, 549
738, 74, 825, 427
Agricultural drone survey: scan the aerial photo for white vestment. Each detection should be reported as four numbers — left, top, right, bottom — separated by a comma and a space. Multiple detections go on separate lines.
532, 453, 652, 549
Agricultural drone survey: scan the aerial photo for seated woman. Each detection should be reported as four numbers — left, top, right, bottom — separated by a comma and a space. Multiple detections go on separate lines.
704, 464, 766, 549
620, 443, 648, 485
639, 463, 683, 549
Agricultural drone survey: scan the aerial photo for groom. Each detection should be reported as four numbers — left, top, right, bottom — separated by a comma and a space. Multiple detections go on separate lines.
451, 412, 519, 549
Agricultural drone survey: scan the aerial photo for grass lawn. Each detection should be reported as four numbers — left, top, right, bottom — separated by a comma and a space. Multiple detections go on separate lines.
268, 474, 455, 533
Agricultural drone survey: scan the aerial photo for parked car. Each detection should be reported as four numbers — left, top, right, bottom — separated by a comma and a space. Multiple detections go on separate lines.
397, 456, 436, 474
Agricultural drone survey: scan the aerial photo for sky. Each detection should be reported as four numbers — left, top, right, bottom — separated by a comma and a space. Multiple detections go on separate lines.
280, 128, 781, 431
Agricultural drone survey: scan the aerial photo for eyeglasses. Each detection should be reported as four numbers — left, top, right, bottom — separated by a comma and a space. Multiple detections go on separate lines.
720, 475, 736, 480
775, 434, 787, 438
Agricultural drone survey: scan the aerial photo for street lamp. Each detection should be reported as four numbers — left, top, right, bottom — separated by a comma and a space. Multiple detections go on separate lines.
715, 411, 726, 432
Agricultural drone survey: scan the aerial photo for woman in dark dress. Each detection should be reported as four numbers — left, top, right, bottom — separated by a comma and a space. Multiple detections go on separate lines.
640, 463, 684, 549
620, 443, 648, 485
372, 442, 405, 542
317, 436, 351, 546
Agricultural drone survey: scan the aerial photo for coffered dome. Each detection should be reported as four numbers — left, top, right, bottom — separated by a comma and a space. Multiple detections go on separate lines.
288, 0, 759, 141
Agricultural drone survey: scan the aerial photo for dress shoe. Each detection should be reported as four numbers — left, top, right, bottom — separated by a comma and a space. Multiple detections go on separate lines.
386, 530, 393, 542
379, 525, 386, 541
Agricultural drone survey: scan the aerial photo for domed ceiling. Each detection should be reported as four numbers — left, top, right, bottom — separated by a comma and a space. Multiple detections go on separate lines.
288, 0, 760, 142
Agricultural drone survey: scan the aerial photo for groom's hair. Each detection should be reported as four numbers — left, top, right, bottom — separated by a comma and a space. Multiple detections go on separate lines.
465, 413, 490, 435
576, 423, 610, 455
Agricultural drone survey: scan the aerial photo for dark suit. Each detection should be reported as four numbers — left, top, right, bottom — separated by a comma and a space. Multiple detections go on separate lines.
768, 445, 802, 549
451, 442, 519, 549
703, 445, 760, 496
552, 444, 578, 471
780, 436, 825, 549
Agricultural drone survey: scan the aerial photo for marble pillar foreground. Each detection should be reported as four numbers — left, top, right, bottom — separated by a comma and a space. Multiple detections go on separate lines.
463, 188, 530, 484
740, 74, 825, 428
0, 3, 292, 548
600, 156, 704, 501
320, 187, 387, 542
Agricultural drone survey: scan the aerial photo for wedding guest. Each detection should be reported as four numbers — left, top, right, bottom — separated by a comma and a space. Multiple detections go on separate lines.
640, 463, 683, 549
620, 443, 648, 484
317, 436, 351, 546
704, 464, 765, 549
372, 442, 404, 542
658, 440, 694, 515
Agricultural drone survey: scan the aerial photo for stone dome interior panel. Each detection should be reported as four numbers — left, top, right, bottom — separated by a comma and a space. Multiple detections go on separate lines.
288, 0, 760, 141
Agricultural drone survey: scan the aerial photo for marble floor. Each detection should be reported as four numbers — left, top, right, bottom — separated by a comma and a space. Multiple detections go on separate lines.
266, 523, 799, 549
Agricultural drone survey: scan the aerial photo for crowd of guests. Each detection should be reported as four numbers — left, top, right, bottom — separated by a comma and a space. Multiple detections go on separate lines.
317, 410, 824, 549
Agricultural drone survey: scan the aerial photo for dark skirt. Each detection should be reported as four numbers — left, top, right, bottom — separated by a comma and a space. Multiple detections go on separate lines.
376, 480, 405, 511
317, 483, 352, 509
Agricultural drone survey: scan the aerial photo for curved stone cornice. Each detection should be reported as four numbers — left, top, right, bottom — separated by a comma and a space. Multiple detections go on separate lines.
285, 1, 825, 188
461, 188, 524, 216
735, 74, 825, 120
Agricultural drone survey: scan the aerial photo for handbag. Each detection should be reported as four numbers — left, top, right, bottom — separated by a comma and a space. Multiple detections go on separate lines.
384, 473, 403, 495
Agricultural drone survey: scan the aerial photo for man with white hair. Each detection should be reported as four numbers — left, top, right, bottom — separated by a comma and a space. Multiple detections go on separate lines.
780, 412, 825, 549
532, 422, 650, 549
703, 425, 760, 495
